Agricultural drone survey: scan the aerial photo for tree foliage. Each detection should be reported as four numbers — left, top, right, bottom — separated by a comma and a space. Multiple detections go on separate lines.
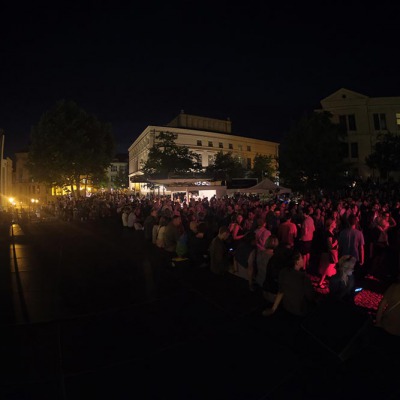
206, 151, 246, 180
112, 167, 129, 190
141, 131, 202, 177
279, 111, 348, 191
28, 100, 115, 197
251, 153, 276, 182
366, 132, 400, 178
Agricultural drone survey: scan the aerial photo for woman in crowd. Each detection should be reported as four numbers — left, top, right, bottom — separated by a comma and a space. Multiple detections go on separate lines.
317, 218, 338, 288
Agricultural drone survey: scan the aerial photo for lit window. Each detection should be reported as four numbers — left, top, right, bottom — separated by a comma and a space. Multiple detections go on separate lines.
396, 113, 400, 129
208, 154, 214, 165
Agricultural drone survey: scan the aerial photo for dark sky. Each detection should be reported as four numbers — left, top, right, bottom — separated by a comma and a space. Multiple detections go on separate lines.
2, 2, 400, 159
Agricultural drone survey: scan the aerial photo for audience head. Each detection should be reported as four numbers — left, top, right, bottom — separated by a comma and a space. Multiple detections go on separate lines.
265, 235, 279, 250
291, 251, 304, 271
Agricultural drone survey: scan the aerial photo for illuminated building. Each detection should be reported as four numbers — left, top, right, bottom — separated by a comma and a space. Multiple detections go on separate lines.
128, 111, 279, 194
320, 88, 400, 180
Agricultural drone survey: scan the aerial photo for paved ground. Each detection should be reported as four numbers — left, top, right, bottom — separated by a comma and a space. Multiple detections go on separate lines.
1, 216, 400, 399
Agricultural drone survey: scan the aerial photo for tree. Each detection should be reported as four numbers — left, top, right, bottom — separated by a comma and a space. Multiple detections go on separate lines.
28, 100, 115, 197
251, 153, 276, 182
206, 151, 246, 180
141, 131, 202, 177
279, 111, 348, 191
366, 132, 400, 179
112, 167, 129, 190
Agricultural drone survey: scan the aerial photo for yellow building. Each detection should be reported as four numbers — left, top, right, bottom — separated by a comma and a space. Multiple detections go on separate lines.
320, 88, 400, 180
128, 112, 279, 193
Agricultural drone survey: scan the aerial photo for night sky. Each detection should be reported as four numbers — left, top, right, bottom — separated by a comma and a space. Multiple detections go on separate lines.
2, 2, 400, 160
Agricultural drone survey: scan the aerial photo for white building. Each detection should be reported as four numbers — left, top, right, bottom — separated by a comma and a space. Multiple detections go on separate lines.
106, 154, 128, 190
320, 88, 400, 180
128, 112, 279, 194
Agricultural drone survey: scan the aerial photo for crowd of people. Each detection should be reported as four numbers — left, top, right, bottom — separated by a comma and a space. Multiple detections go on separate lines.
3, 182, 400, 339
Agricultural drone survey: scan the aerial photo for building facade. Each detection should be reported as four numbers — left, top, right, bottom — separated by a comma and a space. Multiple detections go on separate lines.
320, 88, 400, 180
128, 112, 279, 193
13, 151, 52, 207
1, 157, 13, 210
106, 154, 128, 190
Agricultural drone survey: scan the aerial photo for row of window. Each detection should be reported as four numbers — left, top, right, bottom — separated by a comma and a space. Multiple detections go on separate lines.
196, 140, 251, 151
341, 142, 358, 159
110, 166, 127, 172
339, 113, 400, 132
198, 154, 252, 168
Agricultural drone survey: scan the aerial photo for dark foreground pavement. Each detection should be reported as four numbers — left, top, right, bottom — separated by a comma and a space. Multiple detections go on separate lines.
1, 217, 400, 400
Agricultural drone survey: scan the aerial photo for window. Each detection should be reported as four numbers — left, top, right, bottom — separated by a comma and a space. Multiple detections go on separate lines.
373, 113, 387, 130
348, 115, 356, 131
238, 144, 243, 151
219, 142, 223, 148
339, 115, 357, 131
350, 142, 358, 158
397, 113, 400, 130
208, 141, 213, 147
208, 154, 214, 165
198, 154, 202, 164
247, 145, 251, 151
247, 158, 251, 169
340, 142, 349, 158
229, 143, 233, 149
197, 140, 202, 146
111, 165, 118, 172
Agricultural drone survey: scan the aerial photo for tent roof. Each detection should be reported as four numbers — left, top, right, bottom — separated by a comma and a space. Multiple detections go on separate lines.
245, 178, 292, 194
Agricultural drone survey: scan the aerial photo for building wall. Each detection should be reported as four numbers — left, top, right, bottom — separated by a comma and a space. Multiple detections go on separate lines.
106, 161, 128, 190
320, 88, 400, 179
13, 152, 51, 206
128, 120, 279, 192
0, 157, 13, 209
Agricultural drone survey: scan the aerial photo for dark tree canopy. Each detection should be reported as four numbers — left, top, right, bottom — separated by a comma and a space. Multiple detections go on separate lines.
141, 131, 202, 177
251, 153, 276, 182
28, 100, 115, 197
279, 111, 348, 191
206, 151, 246, 180
366, 132, 400, 178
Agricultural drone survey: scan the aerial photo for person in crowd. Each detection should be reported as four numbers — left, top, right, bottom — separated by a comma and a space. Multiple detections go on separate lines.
262, 251, 317, 317
328, 255, 357, 302
375, 278, 400, 336
209, 225, 231, 275
243, 210, 257, 233
277, 212, 297, 249
187, 222, 210, 268
317, 218, 339, 288
299, 206, 315, 272
121, 206, 130, 228
228, 213, 247, 250
255, 234, 279, 288
233, 231, 257, 291
368, 213, 397, 279
143, 208, 158, 242
154, 216, 169, 248
163, 215, 183, 258
338, 214, 365, 282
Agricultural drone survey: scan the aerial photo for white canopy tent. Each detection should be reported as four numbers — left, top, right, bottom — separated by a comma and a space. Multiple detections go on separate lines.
227, 178, 291, 195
